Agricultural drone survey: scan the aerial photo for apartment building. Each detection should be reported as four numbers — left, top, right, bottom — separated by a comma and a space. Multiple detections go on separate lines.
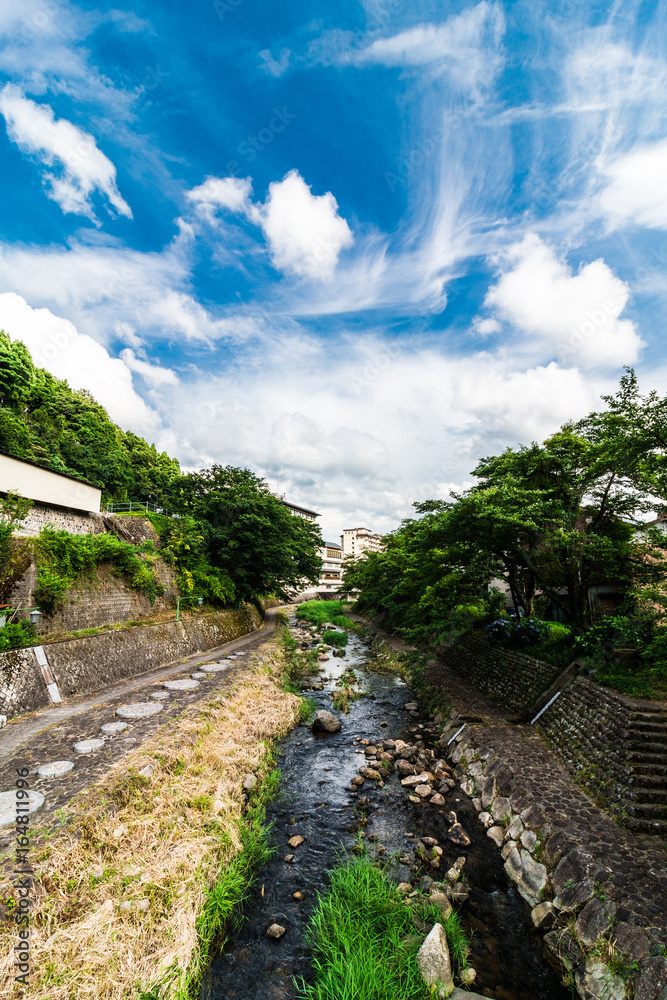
318, 540, 344, 595
341, 526, 383, 558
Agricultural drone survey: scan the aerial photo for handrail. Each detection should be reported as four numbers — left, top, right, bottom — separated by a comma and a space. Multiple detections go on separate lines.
104, 501, 172, 517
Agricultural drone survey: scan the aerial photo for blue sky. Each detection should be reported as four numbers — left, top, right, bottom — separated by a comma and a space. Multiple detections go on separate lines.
0, 0, 666, 539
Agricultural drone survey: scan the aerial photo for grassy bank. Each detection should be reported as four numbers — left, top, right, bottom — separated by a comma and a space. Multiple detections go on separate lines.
0, 634, 303, 1000
297, 854, 469, 1000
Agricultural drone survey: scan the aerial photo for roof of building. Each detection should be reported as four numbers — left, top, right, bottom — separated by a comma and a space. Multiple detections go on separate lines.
324, 540, 342, 549
281, 499, 321, 517
0, 450, 97, 489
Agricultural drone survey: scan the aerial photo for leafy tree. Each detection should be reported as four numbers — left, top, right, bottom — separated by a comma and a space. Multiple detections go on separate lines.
0, 491, 33, 604
169, 465, 322, 601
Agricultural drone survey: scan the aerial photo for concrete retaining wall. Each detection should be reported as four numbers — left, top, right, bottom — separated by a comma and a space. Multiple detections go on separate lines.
0, 605, 262, 719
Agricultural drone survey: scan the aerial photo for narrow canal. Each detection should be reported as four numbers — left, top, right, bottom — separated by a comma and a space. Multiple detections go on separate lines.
200, 614, 569, 1000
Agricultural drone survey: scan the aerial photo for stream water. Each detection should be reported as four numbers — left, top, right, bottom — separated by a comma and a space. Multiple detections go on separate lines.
200, 616, 569, 1000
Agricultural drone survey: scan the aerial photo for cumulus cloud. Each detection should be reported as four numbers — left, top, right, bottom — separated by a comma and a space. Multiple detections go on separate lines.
483, 235, 644, 369
598, 139, 667, 231
187, 169, 353, 281
254, 170, 353, 280
0, 85, 131, 221
186, 175, 253, 217
0, 292, 159, 434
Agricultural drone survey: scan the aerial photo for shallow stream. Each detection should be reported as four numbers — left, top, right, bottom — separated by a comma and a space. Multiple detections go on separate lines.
200, 617, 569, 1000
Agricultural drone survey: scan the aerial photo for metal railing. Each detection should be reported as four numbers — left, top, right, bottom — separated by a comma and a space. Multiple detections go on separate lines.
104, 502, 172, 517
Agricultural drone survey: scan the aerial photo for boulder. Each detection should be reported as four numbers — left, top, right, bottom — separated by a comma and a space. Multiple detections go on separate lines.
486, 826, 504, 848
447, 823, 471, 847
576, 960, 625, 1000
575, 897, 617, 947
506, 815, 524, 841
520, 829, 537, 853
544, 830, 571, 868
553, 847, 594, 897
491, 796, 511, 823
634, 957, 667, 1000
415, 784, 433, 799
520, 804, 545, 830
428, 891, 453, 920
531, 901, 555, 930
430, 793, 446, 806
242, 774, 258, 791
504, 846, 547, 908
417, 923, 454, 998
401, 772, 432, 788
266, 923, 286, 939
359, 767, 381, 780
312, 710, 342, 733
612, 922, 651, 963
480, 776, 496, 810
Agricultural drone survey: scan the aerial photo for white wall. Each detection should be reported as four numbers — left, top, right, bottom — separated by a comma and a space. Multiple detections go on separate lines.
0, 454, 101, 513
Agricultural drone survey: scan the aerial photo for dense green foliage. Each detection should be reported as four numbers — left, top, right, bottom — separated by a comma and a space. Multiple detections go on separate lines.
0, 330, 179, 502
0, 336, 322, 608
0, 619, 36, 652
34, 528, 165, 613
0, 491, 33, 603
297, 853, 469, 1000
166, 466, 321, 602
345, 371, 667, 698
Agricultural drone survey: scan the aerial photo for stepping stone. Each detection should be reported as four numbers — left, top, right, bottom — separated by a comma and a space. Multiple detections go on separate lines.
191, 672, 206, 679
74, 739, 105, 755
200, 664, 227, 673
116, 702, 164, 719
37, 760, 74, 779
150, 691, 171, 701
101, 722, 128, 735
164, 679, 199, 691
0, 789, 45, 829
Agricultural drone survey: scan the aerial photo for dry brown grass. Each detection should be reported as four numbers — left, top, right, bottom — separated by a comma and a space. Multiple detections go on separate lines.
0, 639, 301, 1000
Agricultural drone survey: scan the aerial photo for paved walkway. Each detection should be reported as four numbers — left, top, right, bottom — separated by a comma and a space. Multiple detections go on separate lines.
361, 617, 667, 944
0, 611, 280, 847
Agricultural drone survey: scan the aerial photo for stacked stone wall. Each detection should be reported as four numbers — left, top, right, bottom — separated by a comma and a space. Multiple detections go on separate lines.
13, 505, 105, 537
537, 677, 632, 816
0, 605, 262, 719
435, 635, 563, 715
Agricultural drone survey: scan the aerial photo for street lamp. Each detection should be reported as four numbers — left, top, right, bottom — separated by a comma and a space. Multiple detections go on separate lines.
29, 609, 42, 625
176, 596, 204, 621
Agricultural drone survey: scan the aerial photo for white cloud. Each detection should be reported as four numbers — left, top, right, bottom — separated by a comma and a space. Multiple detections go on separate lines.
483, 235, 644, 369
350, 2, 505, 93
0, 85, 131, 221
598, 140, 667, 231
186, 175, 253, 217
119, 348, 179, 388
255, 170, 353, 280
0, 292, 158, 434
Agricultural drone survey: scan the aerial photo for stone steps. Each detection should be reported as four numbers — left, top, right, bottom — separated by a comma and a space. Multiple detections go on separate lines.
625, 708, 667, 834
625, 800, 667, 818
626, 785, 667, 804
626, 816, 667, 835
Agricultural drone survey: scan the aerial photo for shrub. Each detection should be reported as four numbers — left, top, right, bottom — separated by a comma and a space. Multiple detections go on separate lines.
486, 616, 551, 648
0, 619, 35, 652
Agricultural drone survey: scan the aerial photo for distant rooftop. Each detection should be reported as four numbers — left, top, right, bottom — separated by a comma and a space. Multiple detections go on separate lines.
281, 498, 321, 518
324, 540, 342, 548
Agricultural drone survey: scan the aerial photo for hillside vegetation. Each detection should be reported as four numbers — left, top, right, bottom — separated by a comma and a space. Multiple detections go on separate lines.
0, 333, 322, 614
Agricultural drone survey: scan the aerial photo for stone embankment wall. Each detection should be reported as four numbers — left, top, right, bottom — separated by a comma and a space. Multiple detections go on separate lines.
435, 635, 563, 715
0, 604, 262, 720
537, 677, 631, 816
446, 721, 667, 1000
14, 505, 106, 537
9, 515, 179, 634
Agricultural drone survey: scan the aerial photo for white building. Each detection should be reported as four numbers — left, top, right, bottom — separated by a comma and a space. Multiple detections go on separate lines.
318, 541, 344, 595
281, 498, 321, 522
341, 526, 383, 558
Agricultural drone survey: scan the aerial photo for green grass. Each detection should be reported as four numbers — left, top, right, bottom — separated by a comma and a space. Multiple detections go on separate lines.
322, 628, 348, 646
297, 854, 469, 1000
296, 600, 346, 626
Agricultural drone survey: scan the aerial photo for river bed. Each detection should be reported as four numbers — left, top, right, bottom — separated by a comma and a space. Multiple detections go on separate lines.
200, 616, 569, 1000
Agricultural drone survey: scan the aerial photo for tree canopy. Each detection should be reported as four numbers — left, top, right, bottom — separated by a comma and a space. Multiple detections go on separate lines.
344, 369, 667, 641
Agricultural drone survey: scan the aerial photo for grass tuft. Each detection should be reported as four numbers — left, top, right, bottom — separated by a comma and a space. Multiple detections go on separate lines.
297, 854, 469, 1000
